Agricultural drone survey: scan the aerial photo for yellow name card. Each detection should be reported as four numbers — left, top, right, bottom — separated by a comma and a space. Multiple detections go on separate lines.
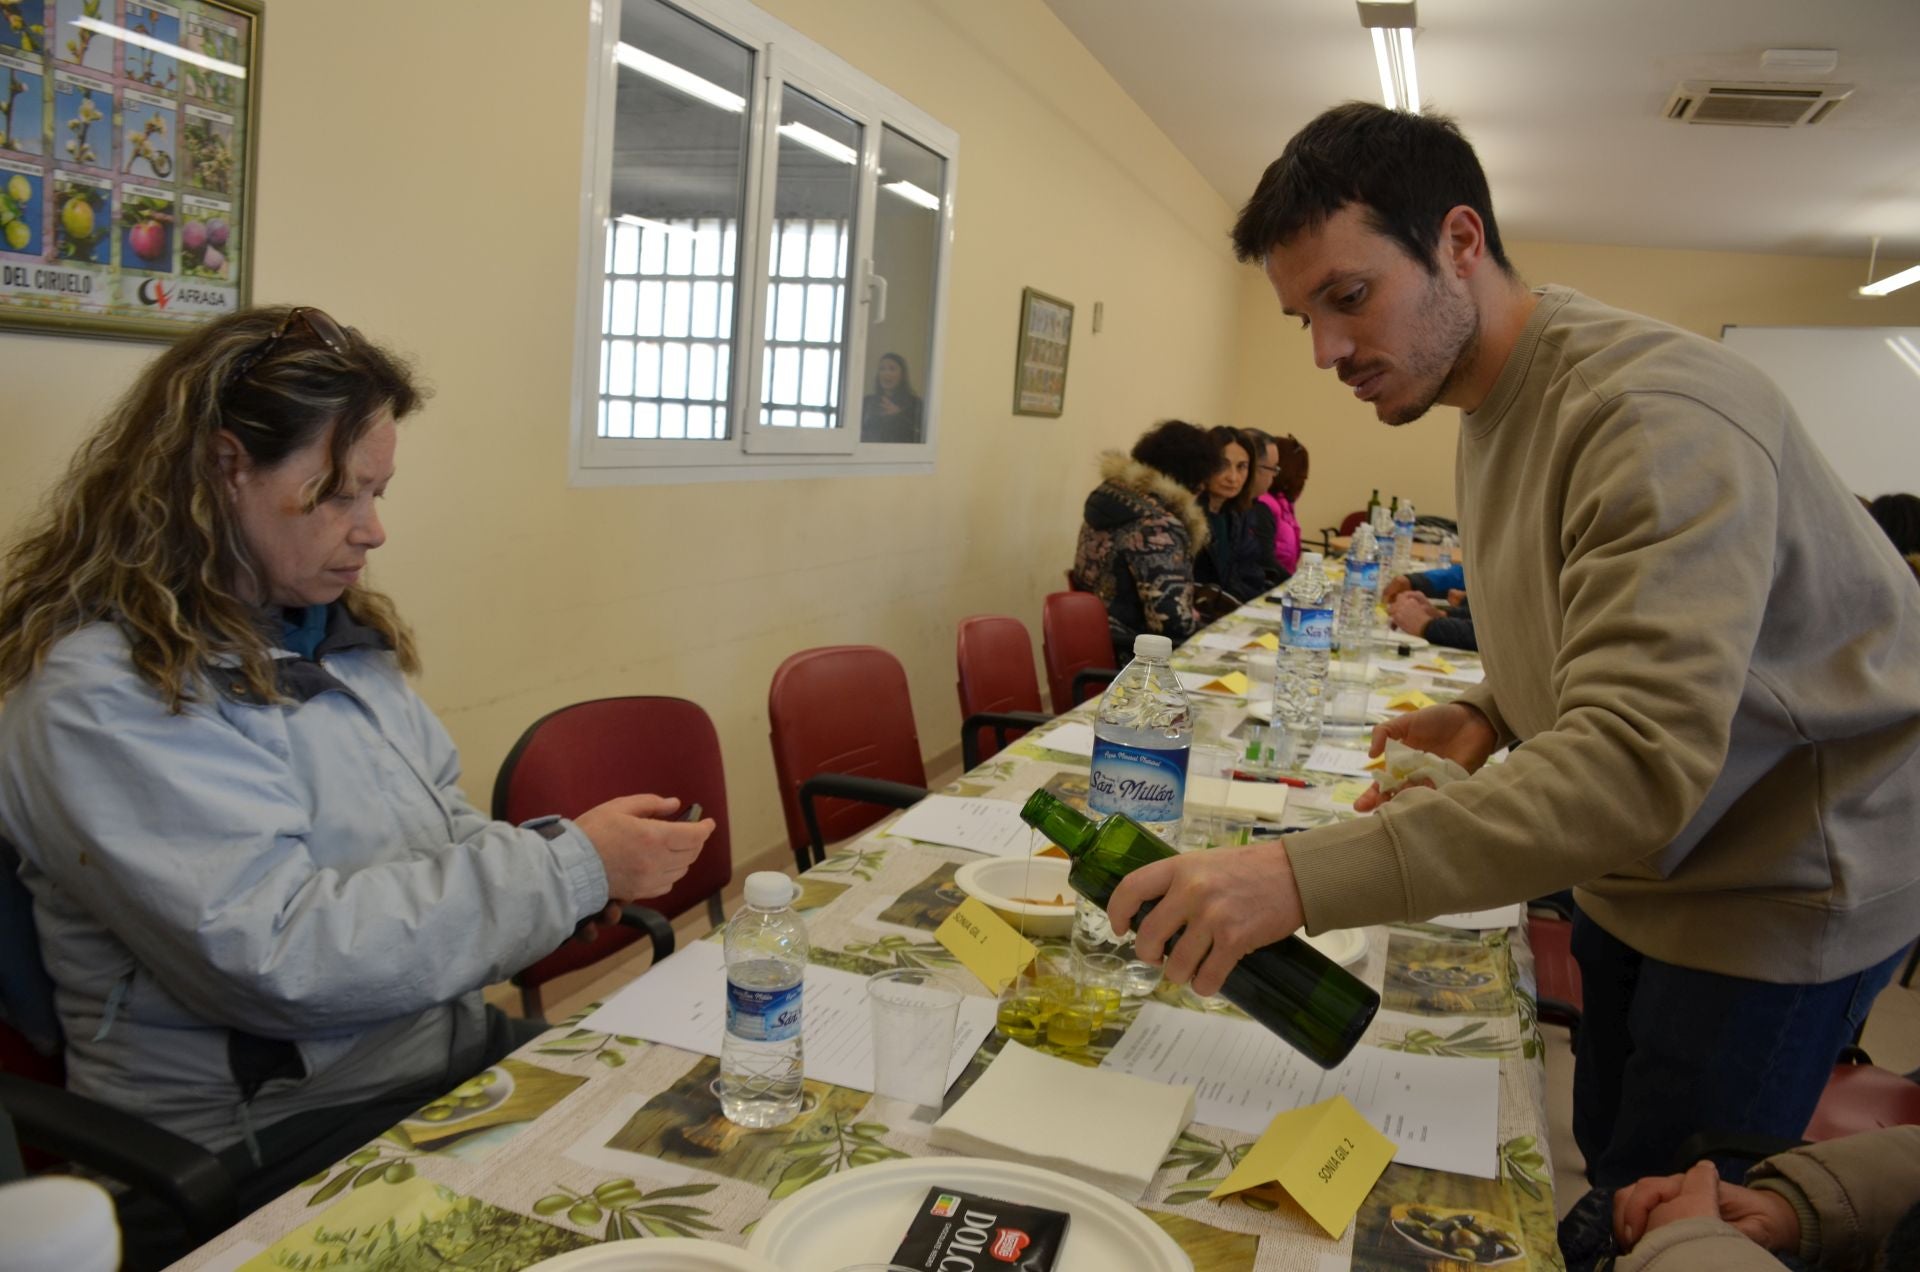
1241, 633, 1281, 652
1209, 1095, 1396, 1238
1198, 670, 1252, 697
1414, 656, 1458, 675
935, 897, 1038, 995
1384, 688, 1437, 712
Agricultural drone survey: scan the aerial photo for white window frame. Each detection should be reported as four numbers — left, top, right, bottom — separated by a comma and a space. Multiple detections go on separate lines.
570, 0, 958, 485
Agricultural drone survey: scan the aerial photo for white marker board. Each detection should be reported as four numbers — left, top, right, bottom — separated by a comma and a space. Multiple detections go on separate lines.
1720, 325, 1920, 498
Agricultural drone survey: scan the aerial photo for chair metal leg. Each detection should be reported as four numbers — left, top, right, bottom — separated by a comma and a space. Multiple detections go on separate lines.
706, 893, 725, 929
519, 983, 543, 1019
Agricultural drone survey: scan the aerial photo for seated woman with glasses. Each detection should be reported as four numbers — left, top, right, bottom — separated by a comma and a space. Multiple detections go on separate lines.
0, 307, 715, 1227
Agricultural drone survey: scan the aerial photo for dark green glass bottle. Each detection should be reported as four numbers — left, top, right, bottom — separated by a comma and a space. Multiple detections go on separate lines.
1020, 788, 1379, 1068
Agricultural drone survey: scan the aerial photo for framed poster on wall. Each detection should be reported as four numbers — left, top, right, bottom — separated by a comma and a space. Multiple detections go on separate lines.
0, 0, 261, 341
1013, 286, 1072, 417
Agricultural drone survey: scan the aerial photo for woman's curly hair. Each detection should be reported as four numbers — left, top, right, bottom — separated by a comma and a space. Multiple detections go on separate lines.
0, 306, 426, 711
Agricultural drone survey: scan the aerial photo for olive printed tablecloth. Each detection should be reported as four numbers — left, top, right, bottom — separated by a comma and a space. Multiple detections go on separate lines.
173, 601, 1563, 1272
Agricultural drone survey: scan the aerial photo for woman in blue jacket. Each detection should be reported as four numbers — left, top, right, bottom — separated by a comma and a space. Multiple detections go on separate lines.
0, 306, 714, 1235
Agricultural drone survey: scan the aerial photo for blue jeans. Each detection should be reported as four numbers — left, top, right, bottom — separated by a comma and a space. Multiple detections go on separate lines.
1557, 913, 1900, 1271
1571, 907, 1901, 1188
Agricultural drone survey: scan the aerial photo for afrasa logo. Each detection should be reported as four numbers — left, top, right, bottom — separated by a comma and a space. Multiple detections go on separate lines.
135, 277, 172, 309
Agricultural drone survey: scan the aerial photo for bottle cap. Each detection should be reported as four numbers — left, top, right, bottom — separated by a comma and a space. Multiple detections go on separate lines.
744, 871, 796, 909
1132, 634, 1173, 659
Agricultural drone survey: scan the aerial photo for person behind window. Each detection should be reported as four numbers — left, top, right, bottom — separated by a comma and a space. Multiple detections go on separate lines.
1240, 427, 1290, 589
1070, 419, 1219, 663
1193, 425, 1272, 602
0, 306, 715, 1243
861, 351, 924, 444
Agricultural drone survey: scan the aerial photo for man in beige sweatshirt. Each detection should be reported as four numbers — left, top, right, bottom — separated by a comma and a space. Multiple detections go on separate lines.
1110, 103, 1920, 1266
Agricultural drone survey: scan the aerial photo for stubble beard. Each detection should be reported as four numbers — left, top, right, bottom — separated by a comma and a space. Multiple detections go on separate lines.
1378, 275, 1481, 427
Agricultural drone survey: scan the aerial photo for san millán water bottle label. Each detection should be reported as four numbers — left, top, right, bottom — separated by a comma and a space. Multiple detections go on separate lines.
726, 979, 803, 1042
1088, 739, 1188, 824
1345, 560, 1380, 593
1283, 603, 1335, 651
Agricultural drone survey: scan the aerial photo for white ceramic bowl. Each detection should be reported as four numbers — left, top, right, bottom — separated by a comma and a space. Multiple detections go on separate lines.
953, 855, 1076, 937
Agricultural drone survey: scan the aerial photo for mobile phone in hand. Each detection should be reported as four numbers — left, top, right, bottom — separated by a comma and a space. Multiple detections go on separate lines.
678, 802, 703, 822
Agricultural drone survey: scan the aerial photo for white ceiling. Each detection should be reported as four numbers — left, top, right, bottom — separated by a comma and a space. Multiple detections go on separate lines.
1041, 0, 1920, 263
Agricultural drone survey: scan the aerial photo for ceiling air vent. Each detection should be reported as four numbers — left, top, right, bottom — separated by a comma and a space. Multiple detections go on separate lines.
1664, 80, 1853, 128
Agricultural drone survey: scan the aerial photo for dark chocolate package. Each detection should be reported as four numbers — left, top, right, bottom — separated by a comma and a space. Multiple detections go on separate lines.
890, 1185, 1070, 1270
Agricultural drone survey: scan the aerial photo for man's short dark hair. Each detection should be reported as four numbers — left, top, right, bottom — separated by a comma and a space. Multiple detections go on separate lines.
1131, 419, 1218, 493
1230, 101, 1513, 276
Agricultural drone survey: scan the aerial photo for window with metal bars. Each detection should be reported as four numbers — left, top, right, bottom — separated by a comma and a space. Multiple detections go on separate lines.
574, 0, 956, 483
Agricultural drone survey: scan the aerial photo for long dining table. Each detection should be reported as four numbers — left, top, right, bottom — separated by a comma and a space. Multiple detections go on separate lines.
170, 597, 1561, 1272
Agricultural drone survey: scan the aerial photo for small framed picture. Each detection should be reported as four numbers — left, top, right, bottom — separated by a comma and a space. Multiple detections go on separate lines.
1012, 286, 1073, 417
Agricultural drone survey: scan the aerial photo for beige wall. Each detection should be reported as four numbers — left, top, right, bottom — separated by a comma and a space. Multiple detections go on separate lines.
1231, 240, 1920, 540
0, 0, 1243, 859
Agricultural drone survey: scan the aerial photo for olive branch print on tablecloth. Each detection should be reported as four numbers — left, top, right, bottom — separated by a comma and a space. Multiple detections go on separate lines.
769, 1110, 908, 1199
534, 1179, 722, 1241
533, 1028, 644, 1068
303, 1143, 418, 1205
810, 845, 887, 881
1158, 1131, 1278, 1211
1379, 1020, 1518, 1059
839, 934, 963, 970
1498, 1135, 1552, 1202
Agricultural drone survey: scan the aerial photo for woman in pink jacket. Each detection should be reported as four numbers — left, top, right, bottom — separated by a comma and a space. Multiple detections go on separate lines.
1254, 433, 1309, 576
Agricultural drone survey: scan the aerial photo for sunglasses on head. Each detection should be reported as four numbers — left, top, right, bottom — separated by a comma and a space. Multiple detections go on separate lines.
226, 306, 357, 391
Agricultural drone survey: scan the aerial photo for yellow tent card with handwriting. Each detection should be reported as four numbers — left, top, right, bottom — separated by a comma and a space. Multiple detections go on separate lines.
935, 897, 1037, 995
1209, 1095, 1395, 1238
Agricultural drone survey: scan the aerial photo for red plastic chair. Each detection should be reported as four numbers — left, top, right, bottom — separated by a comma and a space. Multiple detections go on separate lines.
956, 616, 1053, 768
493, 697, 733, 1015
1805, 1058, 1920, 1140
768, 647, 930, 871
1041, 592, 1119, 714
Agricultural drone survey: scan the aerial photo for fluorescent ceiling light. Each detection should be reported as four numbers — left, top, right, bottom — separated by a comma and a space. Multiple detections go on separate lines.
1887, 335, 1920, 381
882, 179, 940, 210
613, 41, 743, 113
1859, 262, 1920, 297
72, 16, 245, 78
1358, 0, 1419, 114
1367, 25, 1419, 113
777, 121, 856, 165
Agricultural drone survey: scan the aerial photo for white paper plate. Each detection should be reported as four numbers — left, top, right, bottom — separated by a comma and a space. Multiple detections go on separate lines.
1302, 927, 1369, 967
746, 1157, 1193, 1272
524, 1238, 781, 1272
955, 856, 1076, 938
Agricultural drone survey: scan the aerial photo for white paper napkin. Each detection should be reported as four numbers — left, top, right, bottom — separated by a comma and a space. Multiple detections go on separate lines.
930, 1040, 1195, 1201
1375, 737, 1472, 795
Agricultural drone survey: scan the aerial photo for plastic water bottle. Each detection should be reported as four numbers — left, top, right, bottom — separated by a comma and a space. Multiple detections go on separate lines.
1391, 498, 1418, 579
719, 871, 808, 1128
1275, 552, 1334, 765
1437, 532, 1457, 571
1087, 633, 1192, 993
1340, 523, 1382, 653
